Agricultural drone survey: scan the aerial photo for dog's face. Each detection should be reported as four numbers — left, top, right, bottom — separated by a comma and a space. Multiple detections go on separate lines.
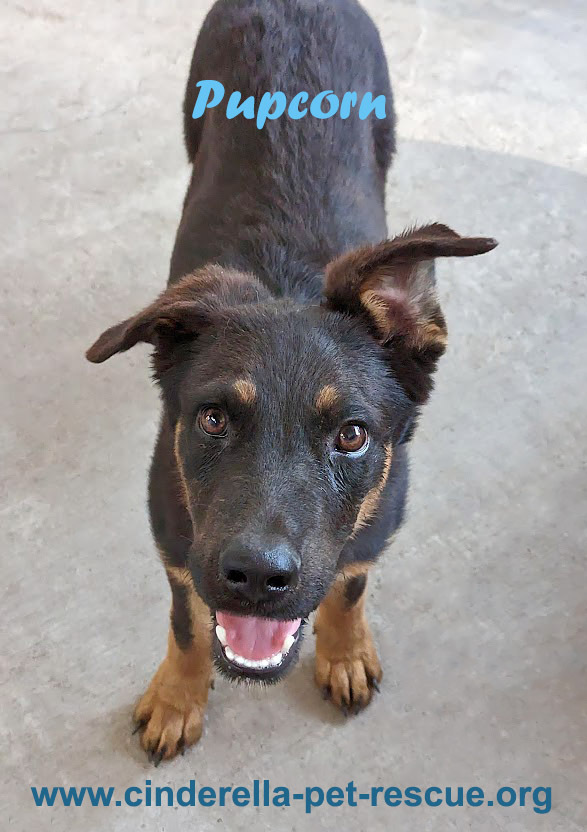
87, 224, 496, 682
165, 302, 408, 680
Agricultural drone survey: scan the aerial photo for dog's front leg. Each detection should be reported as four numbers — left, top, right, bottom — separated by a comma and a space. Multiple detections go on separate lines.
314, 565, 382, 715
133, 567, 212, 763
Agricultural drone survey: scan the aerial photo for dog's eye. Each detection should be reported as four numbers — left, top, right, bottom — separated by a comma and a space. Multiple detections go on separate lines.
335, 423, 369, 455
198, 407, 228, 437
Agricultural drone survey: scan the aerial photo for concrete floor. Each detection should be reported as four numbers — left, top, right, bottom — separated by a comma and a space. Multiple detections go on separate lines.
1, 1, 586, 830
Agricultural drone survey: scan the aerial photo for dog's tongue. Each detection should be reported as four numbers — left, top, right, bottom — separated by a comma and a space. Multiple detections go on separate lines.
216, 612, 301, 660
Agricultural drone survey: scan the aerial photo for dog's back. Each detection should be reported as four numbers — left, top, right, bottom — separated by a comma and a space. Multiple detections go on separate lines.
170, 0, 395, 296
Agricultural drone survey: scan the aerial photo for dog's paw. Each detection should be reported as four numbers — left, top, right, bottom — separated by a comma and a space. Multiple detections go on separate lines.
132, 658, 208, 764
315, 627, 382, 715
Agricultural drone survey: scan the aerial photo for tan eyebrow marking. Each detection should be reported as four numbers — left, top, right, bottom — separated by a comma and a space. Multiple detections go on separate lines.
233, 378, 256, 405
315, 384, 339, 412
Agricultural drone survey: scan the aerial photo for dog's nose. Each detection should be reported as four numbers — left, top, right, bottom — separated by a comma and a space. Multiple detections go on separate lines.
219, 540, 300, 602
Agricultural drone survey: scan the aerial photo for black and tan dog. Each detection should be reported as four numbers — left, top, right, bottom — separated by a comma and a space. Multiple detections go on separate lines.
87, 0, 496, 763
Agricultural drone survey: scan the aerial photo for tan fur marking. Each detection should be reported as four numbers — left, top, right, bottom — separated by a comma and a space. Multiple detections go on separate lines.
233, 378, 256, 405
134, 585, 212, 762
315, 384, 339, 412
359, 288, 393, 337
165, 564, 192, 587
341, 562, 371, 580
173, 421, 192, 517
360, 288, 447, 348
420, 321, 448, 347
352, 442, 393, 535
314, 564, 381, 711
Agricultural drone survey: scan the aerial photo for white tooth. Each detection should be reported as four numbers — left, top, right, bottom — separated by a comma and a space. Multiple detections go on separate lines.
241, 658, 252, 668
283, 634, 295, 654
270, 652, 283, 667
215, 625, 227, 645
258, 659, 270, 669
224, 646, 235, 661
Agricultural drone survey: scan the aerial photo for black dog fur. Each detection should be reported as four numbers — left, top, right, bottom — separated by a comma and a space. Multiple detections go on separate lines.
86, 0, 496, 761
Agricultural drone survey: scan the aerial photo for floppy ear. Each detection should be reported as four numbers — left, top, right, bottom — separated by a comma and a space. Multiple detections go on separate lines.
86, 266, 268, 364
324, 223, 497, 402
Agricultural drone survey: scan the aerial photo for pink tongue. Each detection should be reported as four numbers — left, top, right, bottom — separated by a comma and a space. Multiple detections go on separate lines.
216, 612, 301, 660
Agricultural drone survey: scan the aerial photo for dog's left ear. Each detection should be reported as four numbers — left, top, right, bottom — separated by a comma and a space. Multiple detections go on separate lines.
324, 223, 497, 402
86, 267, 268, 364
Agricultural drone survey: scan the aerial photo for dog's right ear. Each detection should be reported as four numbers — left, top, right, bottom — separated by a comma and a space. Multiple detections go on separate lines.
86, 267, 267, 364
323, 223, 497, 403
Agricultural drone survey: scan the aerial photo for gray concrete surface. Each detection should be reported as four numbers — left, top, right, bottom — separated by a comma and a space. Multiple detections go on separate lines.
1, 1, 586, 830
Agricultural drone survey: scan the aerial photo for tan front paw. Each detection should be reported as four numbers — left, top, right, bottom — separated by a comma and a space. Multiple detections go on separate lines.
315, 623, 382, 715
133, 657, 209, 764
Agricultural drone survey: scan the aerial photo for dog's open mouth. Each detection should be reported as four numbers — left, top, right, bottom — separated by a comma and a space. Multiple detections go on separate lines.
213, 611, 303, 681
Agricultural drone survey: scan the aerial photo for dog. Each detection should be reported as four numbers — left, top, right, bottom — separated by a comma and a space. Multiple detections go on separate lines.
87, 0, 497, 764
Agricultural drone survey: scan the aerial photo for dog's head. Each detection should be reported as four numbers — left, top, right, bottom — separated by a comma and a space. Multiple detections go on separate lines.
87, 224, 496, 681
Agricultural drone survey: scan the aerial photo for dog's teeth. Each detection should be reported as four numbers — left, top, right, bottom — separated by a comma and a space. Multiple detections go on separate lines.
229, 652, 254, 668
283, 634, 295, 654
223, 646, 285, 670
215, 625, 227, 645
